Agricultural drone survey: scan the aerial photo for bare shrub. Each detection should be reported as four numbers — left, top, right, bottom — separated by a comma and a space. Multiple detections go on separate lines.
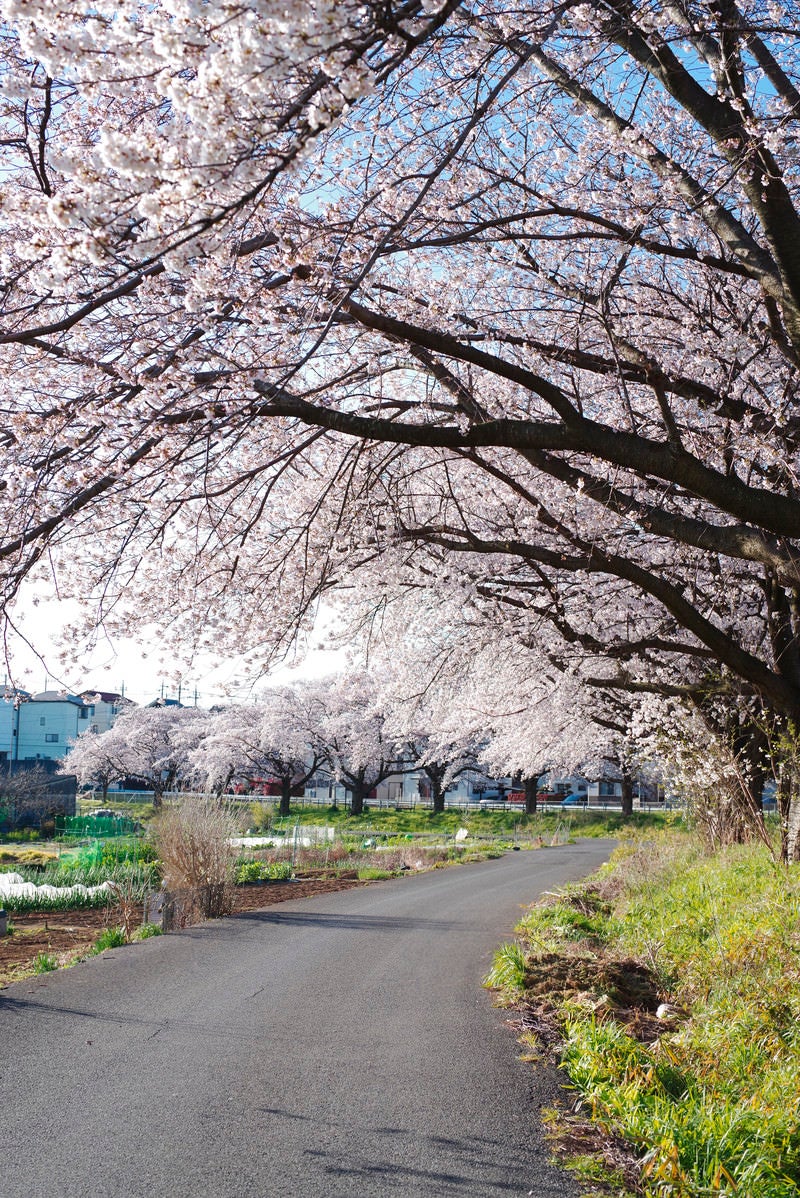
154, 798, 238, 925
106, 878, 142, 940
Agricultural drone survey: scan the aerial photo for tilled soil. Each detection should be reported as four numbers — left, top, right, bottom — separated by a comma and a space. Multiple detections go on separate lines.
0, 872, 367, 986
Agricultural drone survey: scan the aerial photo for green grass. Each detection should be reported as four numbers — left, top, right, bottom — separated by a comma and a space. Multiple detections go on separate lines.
516, 882, 617, 952
484, 941, 528, 995
32, 952, 58, 973
488, 833, 800, 1196
133, 922, 162, 940
90, 926, 128, 954
263, 803, 675, 839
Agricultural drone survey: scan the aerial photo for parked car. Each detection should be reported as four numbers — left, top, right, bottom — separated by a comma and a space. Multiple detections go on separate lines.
561, 792, 588, 806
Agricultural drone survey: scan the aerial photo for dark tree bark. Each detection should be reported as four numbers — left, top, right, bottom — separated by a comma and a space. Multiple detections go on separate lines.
524, 776, 539, 815
420, 761, 449, 814
279, 776, 292, 818
349, 779, 366, 817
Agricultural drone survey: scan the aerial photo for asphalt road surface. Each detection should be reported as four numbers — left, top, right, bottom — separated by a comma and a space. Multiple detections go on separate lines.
1, 841, 614, 1198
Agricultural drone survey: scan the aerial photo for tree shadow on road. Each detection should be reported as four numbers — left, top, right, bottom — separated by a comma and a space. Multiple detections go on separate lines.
227, 909, 470, 933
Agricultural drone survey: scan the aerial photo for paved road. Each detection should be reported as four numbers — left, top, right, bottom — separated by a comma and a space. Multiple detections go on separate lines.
1, 841, 614, 1198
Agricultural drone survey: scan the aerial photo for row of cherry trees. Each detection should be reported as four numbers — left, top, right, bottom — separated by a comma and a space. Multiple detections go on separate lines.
1, 4, 799, 851
63, 675, 493, 816
63, 662, 770, 841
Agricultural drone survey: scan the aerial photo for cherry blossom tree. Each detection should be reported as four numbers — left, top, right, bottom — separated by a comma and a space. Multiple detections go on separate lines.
0, 4, 799, 842
189, 684, 327, 815
366, 580, 627, 811
412, 737, 483, 814
319, 672, 408, 815
376, 650, 488, 810
628, 692, 781, 851
62, 727, 125, 801
67, 705, 207, 807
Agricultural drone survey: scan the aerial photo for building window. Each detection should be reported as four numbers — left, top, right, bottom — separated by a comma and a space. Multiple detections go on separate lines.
39, 717, 46, 726
45, 733, 59, 743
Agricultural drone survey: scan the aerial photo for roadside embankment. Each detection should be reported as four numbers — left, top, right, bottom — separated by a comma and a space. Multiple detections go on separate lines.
487, 832, 800, 1197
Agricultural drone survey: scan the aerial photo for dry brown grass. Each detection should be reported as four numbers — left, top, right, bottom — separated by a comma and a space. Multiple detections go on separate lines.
154, 798, 239, 924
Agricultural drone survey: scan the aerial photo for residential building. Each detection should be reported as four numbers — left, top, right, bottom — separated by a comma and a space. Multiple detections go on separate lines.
0, 689, 130, 767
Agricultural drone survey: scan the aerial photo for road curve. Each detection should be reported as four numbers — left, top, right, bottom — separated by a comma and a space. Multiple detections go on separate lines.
1, 840, 614, 1198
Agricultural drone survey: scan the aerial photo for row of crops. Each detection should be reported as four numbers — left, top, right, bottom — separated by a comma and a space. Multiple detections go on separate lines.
0, 838, 160, 912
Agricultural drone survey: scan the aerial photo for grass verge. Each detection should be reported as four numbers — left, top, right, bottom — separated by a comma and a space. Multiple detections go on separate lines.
486, 832, 800, 1197
258, 803, 678, 840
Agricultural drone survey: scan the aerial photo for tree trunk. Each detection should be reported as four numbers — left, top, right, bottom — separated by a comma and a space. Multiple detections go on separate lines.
350, 782, 365, 817
780, 767, 800, 862
279, 776, 292, 818
621, 773, 634, 818
431, 776, 445, 814
524, 776, 538, 815
214, 767, 234, 799
731, 720, 769, 835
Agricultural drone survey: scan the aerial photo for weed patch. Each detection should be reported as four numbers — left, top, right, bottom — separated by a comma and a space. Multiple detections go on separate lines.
32, 952, 57, 974
484, 942, 528, 996
90, 927, 127, 954
133, 923, 162, 940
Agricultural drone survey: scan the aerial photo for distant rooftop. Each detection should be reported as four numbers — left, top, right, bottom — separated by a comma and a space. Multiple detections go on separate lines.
78, 690, 130, 704
30, 690, 130, 704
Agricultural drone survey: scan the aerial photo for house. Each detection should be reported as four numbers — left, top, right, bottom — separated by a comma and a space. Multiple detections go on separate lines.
0, 688, 29, 767
0, 689, 130, 766
586, 778, 623, 804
